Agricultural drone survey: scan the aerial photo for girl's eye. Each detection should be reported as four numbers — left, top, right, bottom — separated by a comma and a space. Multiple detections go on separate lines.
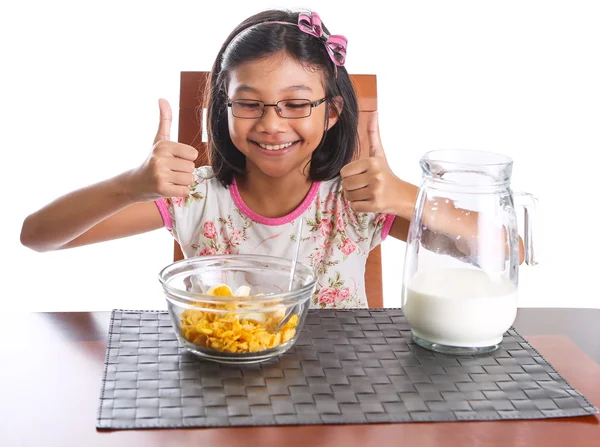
237, 101, 261, 109
282, 100, 310, 110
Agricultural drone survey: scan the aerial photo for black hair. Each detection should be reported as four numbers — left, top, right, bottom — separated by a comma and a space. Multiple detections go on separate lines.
204, 9, 359, 186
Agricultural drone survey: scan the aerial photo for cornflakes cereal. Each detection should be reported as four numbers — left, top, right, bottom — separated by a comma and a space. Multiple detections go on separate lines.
180, 283, 298, 353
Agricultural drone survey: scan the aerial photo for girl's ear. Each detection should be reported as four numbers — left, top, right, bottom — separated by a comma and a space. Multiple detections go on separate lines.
326, 96, 344, 130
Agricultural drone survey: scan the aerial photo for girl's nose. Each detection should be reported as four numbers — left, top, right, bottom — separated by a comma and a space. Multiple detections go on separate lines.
255, 106, 285, 133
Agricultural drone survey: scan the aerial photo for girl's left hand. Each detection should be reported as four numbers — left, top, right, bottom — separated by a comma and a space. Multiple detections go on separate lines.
340, 112, 416, 218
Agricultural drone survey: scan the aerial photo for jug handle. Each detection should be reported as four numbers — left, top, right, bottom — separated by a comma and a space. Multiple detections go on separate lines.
513, 192, 538, 266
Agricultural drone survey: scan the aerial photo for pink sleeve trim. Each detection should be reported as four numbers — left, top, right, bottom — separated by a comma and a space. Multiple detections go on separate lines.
381, 214, 396, 241
154, 199, 173, 231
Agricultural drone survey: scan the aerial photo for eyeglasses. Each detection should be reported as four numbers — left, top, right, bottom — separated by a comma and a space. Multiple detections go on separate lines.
227, 97, 328, 119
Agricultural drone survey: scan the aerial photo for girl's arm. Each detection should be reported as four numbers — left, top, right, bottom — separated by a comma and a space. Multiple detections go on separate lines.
20, 173, 163, 252
387, 215, 525, 265
381, 177, 526, 265
21, 99, 197, 252
341, 112, 525, 264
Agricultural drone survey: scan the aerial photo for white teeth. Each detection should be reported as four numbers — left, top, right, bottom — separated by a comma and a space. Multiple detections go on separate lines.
256, 141, 295, 150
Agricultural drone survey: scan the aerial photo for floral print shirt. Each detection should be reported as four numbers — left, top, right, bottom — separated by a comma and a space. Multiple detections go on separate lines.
155, 166, 395, 309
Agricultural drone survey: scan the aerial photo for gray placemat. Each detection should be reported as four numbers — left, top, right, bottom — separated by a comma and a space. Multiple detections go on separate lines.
97, 309, 598, 429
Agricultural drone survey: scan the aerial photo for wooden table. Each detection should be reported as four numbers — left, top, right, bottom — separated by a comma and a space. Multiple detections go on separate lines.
1, 308, 598, 446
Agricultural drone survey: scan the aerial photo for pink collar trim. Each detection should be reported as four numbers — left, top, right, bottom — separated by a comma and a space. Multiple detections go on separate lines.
230, 179, 320, 226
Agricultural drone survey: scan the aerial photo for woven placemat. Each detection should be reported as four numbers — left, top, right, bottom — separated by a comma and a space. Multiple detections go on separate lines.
97, 309, 598, 429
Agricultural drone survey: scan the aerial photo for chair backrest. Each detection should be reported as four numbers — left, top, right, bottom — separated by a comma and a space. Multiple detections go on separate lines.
174, 72, 383, 308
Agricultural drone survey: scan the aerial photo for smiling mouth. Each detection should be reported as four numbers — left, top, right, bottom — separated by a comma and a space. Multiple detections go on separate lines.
251, 140, 300, 151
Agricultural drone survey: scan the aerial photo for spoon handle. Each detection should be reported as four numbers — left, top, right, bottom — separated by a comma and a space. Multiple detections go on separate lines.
276, 217, 304, 333
287, 217, 303, 291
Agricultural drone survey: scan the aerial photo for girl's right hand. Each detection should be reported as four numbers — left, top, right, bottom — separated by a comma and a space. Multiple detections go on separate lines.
129, 99, 199, 202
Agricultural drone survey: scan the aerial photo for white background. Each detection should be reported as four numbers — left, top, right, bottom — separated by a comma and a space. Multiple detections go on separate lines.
3, 1, 599, 312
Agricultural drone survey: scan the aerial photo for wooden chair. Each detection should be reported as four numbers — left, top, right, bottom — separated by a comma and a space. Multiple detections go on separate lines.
174, 72, 384, 308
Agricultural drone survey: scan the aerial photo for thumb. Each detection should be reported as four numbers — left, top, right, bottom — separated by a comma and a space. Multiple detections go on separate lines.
154, 98, 172, 144
367, 111, 386, 159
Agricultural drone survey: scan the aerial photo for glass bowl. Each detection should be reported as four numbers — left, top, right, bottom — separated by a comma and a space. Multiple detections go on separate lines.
158, 254, 317, 364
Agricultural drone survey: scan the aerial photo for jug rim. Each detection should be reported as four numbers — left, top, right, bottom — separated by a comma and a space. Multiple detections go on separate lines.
422, 149, 513, 167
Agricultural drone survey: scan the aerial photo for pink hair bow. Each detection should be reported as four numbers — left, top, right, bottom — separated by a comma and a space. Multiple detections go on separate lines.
298, 12, 347, 75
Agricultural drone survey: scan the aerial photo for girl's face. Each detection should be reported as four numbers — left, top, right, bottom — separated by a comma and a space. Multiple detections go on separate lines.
227, 52, 340, 181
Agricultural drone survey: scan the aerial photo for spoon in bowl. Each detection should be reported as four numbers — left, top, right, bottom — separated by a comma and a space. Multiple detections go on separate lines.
274, 217, 303, 332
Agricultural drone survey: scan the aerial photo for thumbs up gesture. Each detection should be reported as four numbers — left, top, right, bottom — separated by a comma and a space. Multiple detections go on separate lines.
129, 99, 199, 202
340, 112, 408, 215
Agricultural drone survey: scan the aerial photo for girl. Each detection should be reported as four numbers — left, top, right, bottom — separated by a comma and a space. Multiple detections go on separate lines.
20, 9, 520, 308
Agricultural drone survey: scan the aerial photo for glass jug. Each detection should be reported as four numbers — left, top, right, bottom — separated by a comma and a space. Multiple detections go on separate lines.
401, 149, 537, 355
